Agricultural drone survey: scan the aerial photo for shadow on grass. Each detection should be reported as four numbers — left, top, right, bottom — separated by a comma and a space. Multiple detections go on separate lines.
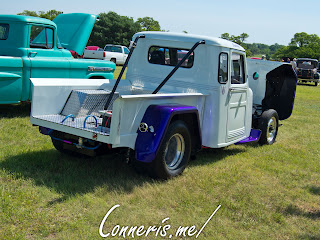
190, 146, 247, 166
298, 235, 320, 240
1, 145, 246, 202
297, 82, 319, 87
0, 149, 152, 201
309, 186, 320, 196
284, 204, 320, 219
0, 102, 31, 118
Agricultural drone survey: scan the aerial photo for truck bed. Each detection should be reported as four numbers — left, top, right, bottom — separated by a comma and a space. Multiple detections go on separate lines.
31, 78, 206, 149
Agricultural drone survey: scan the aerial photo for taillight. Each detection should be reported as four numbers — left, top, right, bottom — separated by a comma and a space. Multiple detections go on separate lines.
103, 52, 106, 58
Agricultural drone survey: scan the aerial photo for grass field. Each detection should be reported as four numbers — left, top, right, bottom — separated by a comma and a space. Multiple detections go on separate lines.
0, 83, 320, 239
113, 66, 126, 79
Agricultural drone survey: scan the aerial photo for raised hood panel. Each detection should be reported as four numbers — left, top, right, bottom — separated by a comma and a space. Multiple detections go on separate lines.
53, 13, 98, 55
262, 64, 298, 120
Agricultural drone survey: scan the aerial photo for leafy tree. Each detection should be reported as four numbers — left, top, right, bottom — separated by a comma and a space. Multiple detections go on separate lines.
289, 32, 320, 47
39, 10, 63, 20
273, 32, 320, 60
17, 10, 38, 17
220, 33, 230, 40
220, 32, 251, 55
220, 32, 249, 45
87, 11, 141, 47
239, 33, 249, 43
18, 10, 63, 20
136, 17, 161, 31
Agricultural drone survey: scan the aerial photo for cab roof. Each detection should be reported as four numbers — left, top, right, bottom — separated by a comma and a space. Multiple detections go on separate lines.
297, 58, 318, 62
0, 15, 56, 27
133, 31, 245, 51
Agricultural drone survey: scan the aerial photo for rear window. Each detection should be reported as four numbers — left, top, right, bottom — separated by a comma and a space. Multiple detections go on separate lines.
148, 46, 194, 68
104, 45, 122, 53
0, 24, 9, 40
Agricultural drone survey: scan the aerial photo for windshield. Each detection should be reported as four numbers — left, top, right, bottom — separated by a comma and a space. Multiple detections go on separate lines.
297, 60, 317, 69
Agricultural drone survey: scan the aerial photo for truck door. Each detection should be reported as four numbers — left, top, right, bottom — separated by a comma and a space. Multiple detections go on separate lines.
28, 25, 70, 78
225, 52, 248, 143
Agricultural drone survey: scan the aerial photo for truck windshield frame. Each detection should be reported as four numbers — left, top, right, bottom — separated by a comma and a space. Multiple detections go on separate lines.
0, 24, 9, 40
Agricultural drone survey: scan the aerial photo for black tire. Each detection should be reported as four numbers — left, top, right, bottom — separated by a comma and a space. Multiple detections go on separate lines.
132, 120, 191, 179
50, 131, 106, 157
51, 131, 73, 155
110, 58, 116, 64
258, 109, 279, 145
151, 120, 191, 179
52, 138, 64, 152
315, 82, 318, 86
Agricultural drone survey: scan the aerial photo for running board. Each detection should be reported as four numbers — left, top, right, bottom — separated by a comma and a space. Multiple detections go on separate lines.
235, 129, 261, 144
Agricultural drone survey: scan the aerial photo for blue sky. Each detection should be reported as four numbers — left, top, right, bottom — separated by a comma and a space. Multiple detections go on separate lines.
2, 0, 319, 45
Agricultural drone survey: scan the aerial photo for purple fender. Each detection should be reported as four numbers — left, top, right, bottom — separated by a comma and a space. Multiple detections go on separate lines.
135, 104, 201, 163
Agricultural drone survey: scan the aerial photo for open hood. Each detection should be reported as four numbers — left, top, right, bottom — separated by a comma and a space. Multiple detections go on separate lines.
53, 13, 98, 55
262, 64, 298, 120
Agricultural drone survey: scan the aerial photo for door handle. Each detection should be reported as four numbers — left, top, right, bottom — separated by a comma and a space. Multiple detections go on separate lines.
229, 87, 247, 92
29, 52, 37, 57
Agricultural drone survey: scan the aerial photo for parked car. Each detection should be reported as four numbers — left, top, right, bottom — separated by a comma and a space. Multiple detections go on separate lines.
82, 46, 105, 59
296, 58, 320, 86
82, 44, 129, 65
103, 44, 130, 65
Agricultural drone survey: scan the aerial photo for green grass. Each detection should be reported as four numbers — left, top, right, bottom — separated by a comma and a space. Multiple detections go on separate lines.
1, 85, 320, 239
113, 66, 126, 79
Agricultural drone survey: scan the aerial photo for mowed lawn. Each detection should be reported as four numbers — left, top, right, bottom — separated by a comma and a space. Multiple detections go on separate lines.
0, 82, 320, 239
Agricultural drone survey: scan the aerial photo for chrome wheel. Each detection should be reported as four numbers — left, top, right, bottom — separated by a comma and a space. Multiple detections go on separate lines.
258, 109, 279, 145
164, 133, 185, 170
267, 117, 277, 143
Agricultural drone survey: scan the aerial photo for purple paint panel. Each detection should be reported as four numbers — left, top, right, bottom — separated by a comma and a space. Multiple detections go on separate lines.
235, 129, 261, 144
135, 104, 199, 162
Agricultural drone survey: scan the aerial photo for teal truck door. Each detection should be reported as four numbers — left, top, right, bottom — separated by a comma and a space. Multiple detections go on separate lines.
28, 25, 70, 78
225, 52, 248, 143
0, 57, 23, 104
0, 23, 24, 104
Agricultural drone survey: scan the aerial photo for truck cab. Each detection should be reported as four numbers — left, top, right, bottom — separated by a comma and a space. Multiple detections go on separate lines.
0, 14, 115, 104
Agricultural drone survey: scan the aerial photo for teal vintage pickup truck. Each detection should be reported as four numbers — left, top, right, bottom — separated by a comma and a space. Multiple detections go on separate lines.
0, 13, 115, 104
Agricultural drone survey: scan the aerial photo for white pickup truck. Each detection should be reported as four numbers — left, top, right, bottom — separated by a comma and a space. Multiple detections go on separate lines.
30, 32, 297, 179
83, 44, 129, 65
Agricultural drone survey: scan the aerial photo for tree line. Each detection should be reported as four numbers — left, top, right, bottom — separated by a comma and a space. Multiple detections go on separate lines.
18, 10, 320, 60
220, 32, 320, 60
220, 32, 284, 59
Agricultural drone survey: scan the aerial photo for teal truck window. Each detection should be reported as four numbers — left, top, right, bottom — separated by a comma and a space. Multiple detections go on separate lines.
30, 26, 53, 49
0, 24, 9, 40
148, 46, 194, 68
